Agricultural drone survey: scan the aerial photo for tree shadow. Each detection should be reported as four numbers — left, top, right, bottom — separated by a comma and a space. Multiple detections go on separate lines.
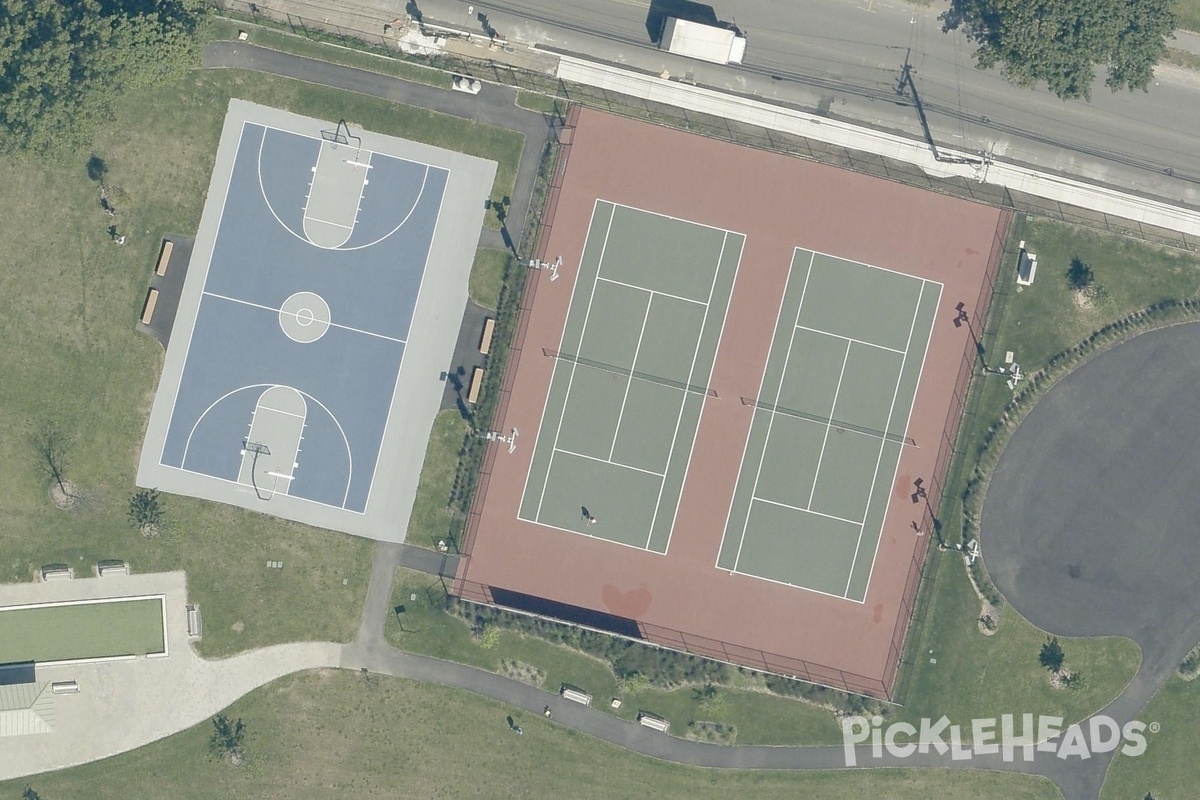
86, 155, 107, 183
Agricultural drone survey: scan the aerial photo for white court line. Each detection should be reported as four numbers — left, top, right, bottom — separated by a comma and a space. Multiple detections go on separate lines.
158, 120, 251, 467
752, 495, 864, 528
256, 405, 305, 419
606, 198, 748, 238
853, 280, 943, 600
607, 294, 654, 461
794, 324, 906, 355
202, 291, 407, 344
513, 514, 669, 555
662, 230, 746, 555
842, 282, 925, 597
554, 446, 665, 478
177, 383, 353, 510
534, 205, 617, 521
303, 216, 354, 230
597, 275, 707, 306
517, 199, 606, 517
644, 230, 729, 550
256, 125, 437, 252
804, 339, 852, 509
725, 564, 864, 603
162, 463, 365, 515
798, 244, 947, 288
731, 251, 816, 573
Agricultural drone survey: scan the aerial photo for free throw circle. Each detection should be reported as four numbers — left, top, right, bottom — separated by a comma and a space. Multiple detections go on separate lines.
279, 291, 331, 343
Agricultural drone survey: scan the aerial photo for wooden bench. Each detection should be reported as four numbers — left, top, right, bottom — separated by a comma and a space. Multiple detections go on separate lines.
186, 603, 203, 639
467, 366, 485, 405
51, 680, 80, 695
637, 712, 670, 732
140, 287, 160, 325
560, 685, 592, 706
154, 239, 173, 277
479, 317, 496, 355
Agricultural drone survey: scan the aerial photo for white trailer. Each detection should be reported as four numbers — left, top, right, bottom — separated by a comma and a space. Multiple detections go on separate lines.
659, 17, 746, 65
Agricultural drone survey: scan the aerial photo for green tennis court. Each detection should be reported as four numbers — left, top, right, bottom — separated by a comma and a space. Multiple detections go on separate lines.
717, 249, 941, 601
0, 597, 166, 664
520, 200, 743, 552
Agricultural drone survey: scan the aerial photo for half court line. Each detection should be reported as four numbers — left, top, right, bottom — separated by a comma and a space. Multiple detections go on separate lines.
805, 340, 853, 509
202, 291, 408, 344
608, 295, 654, 461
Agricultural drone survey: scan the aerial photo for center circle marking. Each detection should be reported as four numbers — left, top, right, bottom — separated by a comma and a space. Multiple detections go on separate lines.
278, 292, 331, 343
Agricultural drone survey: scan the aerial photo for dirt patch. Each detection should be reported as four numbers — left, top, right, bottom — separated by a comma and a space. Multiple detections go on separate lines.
685, 720, 737, 744
49, 480, 83, 510
497, 659, 546, 688
231, 621, 245, 633
959, 551, 1001, 636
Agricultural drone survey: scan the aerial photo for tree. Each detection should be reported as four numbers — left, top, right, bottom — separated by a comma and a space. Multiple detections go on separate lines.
23, 787, 41, 800
128, 488, 163, 534
0, 0, 210, 152
1039, 636, 1066, 673
1066, 256, 1094, 290
941, 0, 1175, 100
209, 714, 247, 765
29, 422, 72, 496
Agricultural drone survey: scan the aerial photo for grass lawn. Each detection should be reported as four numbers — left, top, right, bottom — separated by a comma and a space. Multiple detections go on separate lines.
895, 216, 1200, 730
1176, 0, 1200, 33
1, 670, 1065, 800
386, 568, 844, 745
469, 247, 512, 310
404, 410, 470, 551
0, 598, 164, 662
1100, 675, 1197, 799
896, 558, 1140, 731
0, 65, 522, 657
211, 17, 453, 90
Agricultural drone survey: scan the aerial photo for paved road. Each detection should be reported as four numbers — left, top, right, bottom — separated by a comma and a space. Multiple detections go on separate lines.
397, 0, 1200, 210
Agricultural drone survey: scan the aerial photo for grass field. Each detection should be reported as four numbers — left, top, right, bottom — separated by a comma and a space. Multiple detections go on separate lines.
0, 65, 522, 657
1176, 0, 1200, 33
469, 247, 513, 310
387, 568, 844, 745
1100, 675, 1197, 798
0, 669, 1065, 800
0, 598, 164, 662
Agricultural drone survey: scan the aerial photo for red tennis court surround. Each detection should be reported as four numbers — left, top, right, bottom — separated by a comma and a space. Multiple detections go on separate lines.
455, 107, 1011, 698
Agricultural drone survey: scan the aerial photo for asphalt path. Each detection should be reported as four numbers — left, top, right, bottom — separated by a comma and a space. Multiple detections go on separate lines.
404, 0, 1200, 209
198, 42, 1156, 800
